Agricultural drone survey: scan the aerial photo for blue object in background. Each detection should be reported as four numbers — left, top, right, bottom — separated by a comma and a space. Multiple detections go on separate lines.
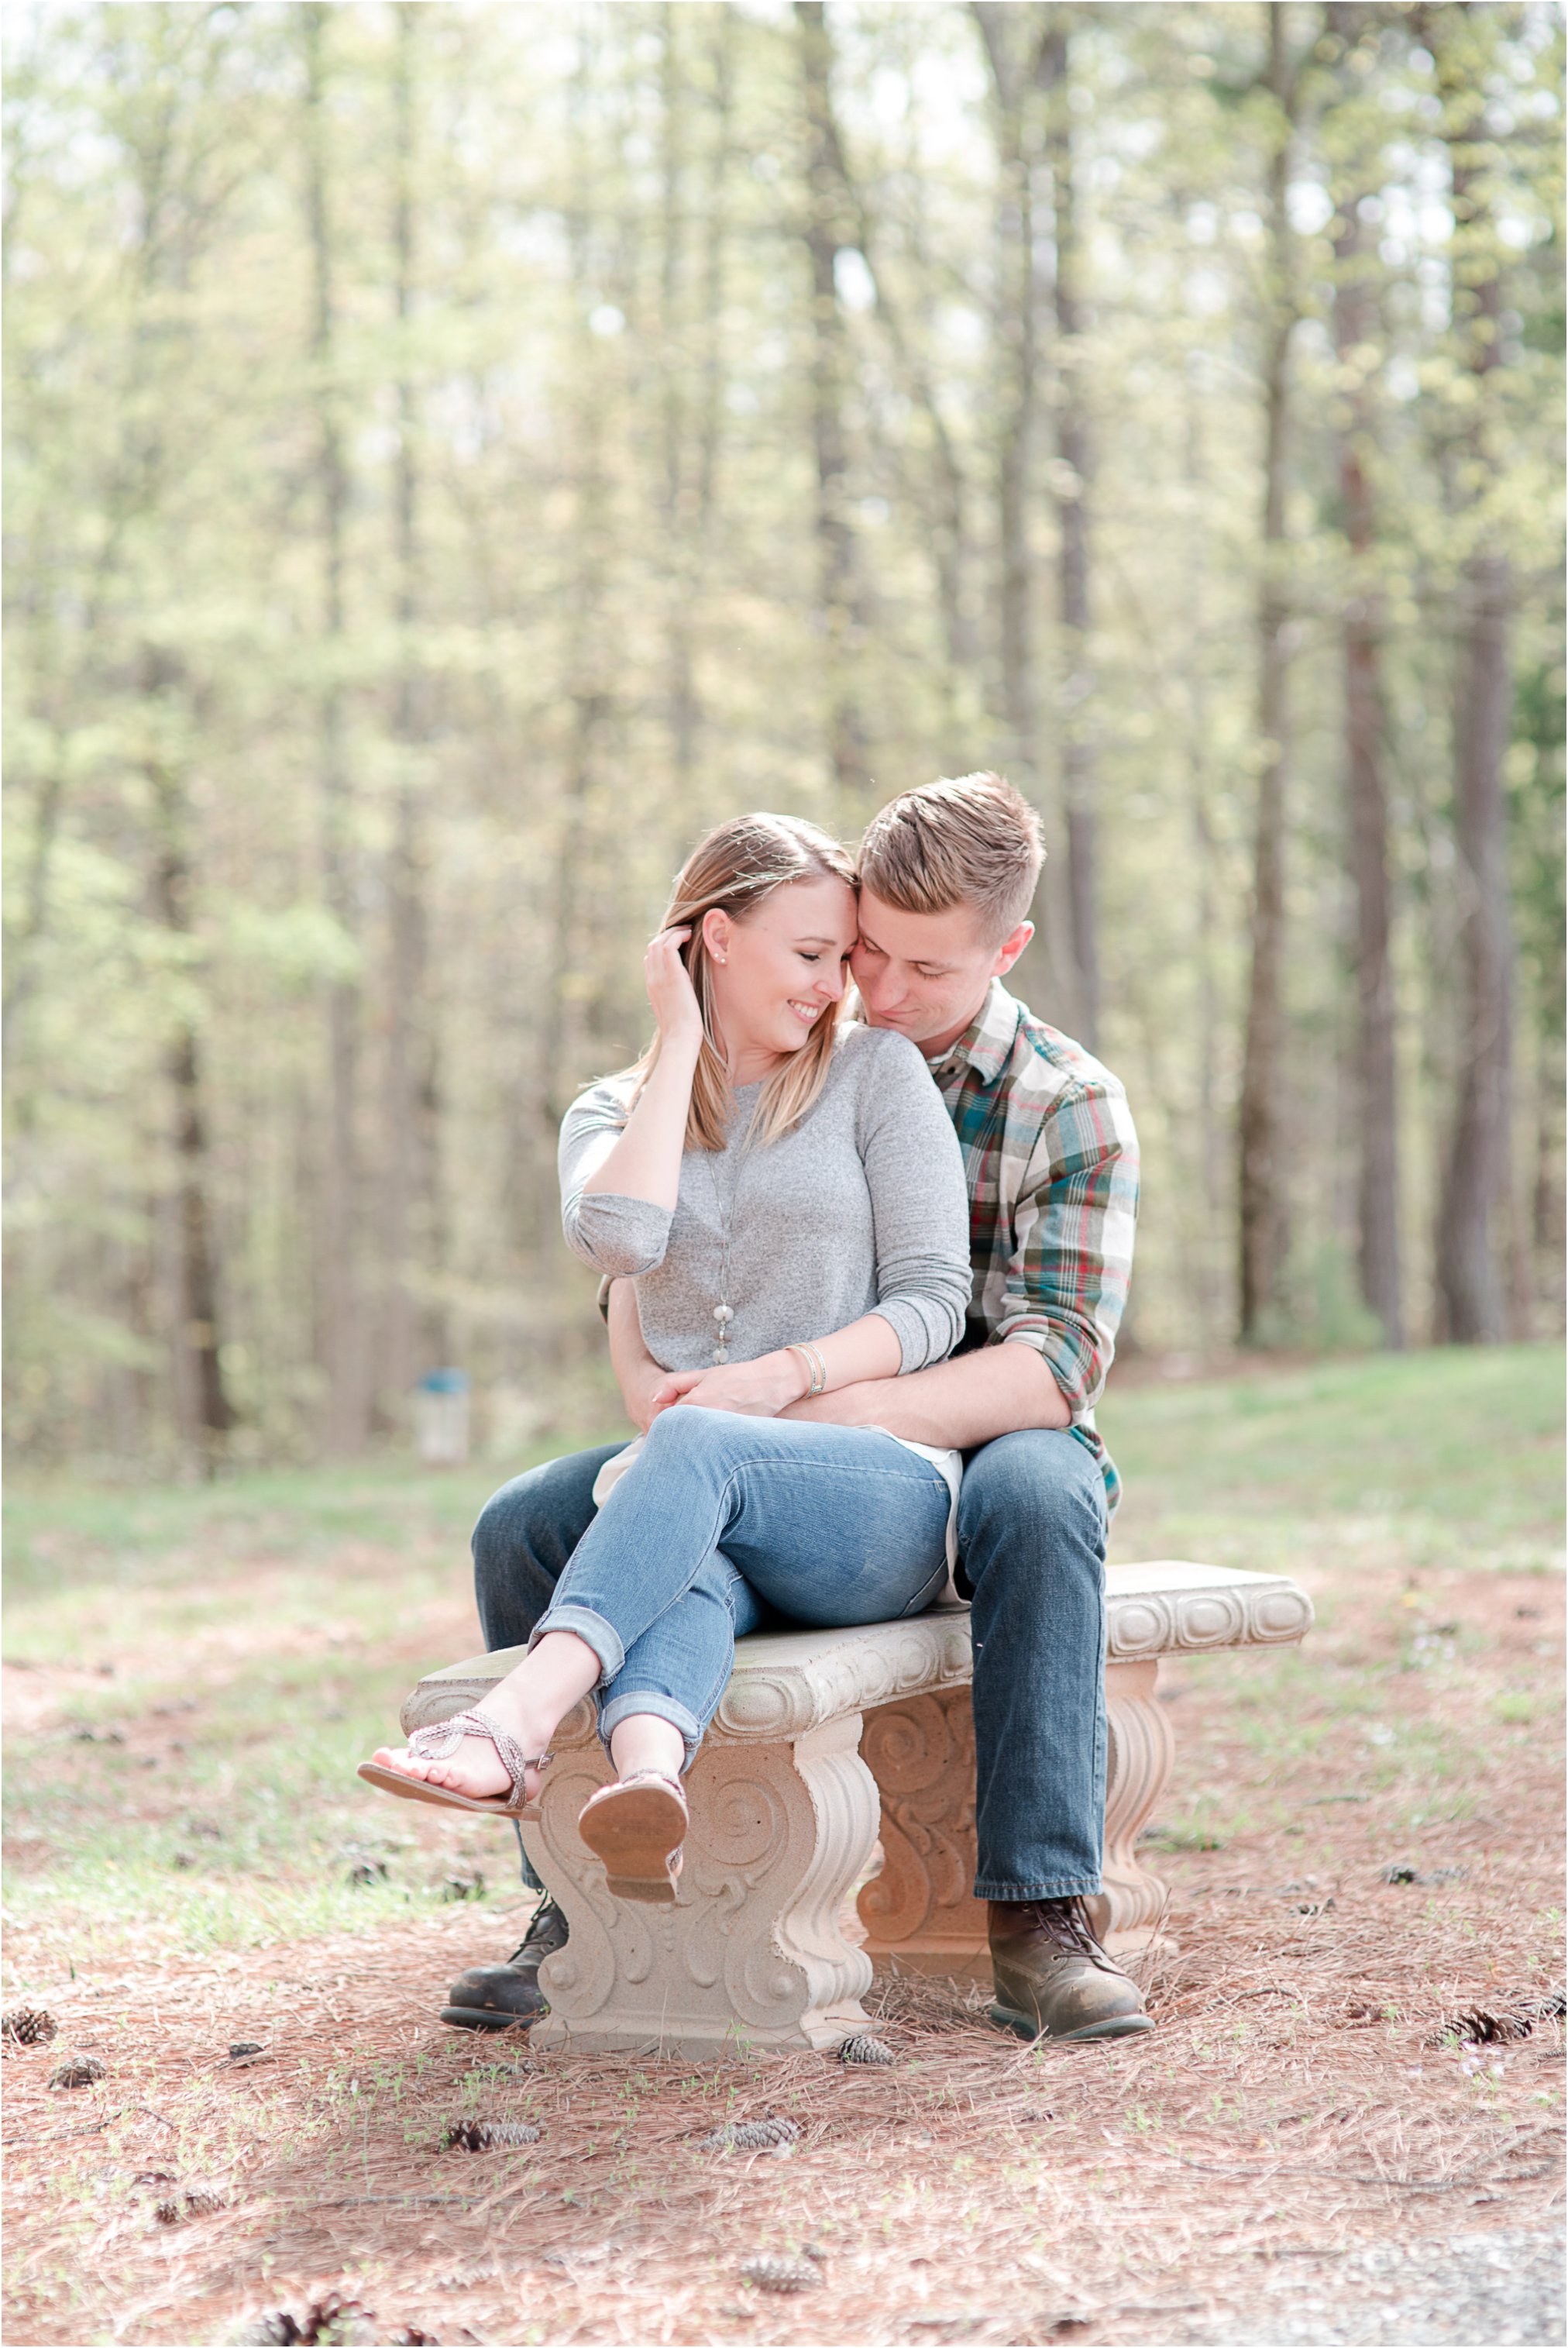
415, 1368, 470, 1462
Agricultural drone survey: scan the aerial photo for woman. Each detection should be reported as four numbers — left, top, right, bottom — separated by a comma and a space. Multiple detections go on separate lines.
360, 813, 971, 1902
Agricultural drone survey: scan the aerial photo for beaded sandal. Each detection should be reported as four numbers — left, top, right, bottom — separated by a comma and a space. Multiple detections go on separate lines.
357, 1709, 553, 1819
576, 1769, 688, 1905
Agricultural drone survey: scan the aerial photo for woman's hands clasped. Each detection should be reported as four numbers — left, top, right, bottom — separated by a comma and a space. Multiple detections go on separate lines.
645, 925, 704, 1052
648, 1350, 811, 1423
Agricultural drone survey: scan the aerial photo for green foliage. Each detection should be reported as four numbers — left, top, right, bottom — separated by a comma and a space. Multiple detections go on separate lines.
3, 4, 1563, 1465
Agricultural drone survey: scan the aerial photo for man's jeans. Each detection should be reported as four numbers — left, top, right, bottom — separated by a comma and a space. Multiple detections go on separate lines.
473, 1420, 1107, 1900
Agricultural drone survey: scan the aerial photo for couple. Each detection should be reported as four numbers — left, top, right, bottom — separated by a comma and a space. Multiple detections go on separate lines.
363, 772, 1149, 2043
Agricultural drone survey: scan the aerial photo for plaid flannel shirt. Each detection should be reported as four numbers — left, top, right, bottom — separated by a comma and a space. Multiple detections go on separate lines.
925, 979, 1138, 1510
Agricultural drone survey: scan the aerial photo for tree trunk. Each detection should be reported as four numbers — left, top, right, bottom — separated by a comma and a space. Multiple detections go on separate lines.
536, 33, 613, 1211
1438, 545, 1515, 1340
1237, 5, 1298, 1344
1180, 355, 1225, 1345
146, 712, 235, 1473
973, 5, 1040, 817
1532, 1020, 1566, 1318
971, 5, 1077, 1017
378, 3, 437, 1418
303, 3, 367, 1451
1041, 16, 1099, 1048
658, 3, 733, 798
1432, 9, 1515, 1343
658, 6, 694, 790
795, 1, 867, 822
693, 7, 733, 556
801, 30, 974, 701
1329, 2, 1403, 1348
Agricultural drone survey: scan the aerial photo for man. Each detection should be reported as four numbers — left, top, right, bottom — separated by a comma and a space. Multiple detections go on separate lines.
448, 773, 1148, 2043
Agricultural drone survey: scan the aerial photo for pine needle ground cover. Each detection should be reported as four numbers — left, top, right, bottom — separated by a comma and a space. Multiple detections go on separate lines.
3, 1346, 1562, 2346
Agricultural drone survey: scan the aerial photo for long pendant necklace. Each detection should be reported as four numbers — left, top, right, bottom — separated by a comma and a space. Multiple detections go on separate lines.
703, 1141, 748, 1365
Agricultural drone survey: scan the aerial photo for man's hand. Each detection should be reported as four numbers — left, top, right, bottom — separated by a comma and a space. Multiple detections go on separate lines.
782, 1344, 1071, 1450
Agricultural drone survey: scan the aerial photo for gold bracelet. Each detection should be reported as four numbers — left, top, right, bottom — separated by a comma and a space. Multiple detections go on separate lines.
786, 1341, 827, 1398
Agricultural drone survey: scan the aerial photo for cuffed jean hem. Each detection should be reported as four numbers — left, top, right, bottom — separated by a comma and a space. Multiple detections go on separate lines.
974, 1877, 1103, 1902
598, 1689, 703, 1771
528, 1602, 624, 1684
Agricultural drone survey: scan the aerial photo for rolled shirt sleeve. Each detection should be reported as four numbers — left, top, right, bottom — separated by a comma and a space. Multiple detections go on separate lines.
558, 1086, 674, 1277
988, 1079, 1139, 1420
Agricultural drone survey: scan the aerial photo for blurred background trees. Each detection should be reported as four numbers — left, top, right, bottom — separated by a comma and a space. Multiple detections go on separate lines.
4, 0, 1563, 1472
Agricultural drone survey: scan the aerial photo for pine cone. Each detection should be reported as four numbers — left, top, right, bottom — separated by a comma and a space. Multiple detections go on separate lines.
156, 2186, 227, 2224
301, 2295, 377, 2345
2, 2007, 57, 2047
1460, 2006, 1531, 2046
740, 2256, 822, 2294
49, 2055, 105, 2088
837, 2033, 895, 2065
1443, 1986, 1567, 2046
443, 2119, 541, 2151
697, 2116, 800, 2153
229, 2304, 377, 2348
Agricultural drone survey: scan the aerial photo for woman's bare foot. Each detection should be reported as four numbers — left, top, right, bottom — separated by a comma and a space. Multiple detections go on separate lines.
366, 1629, 602, 1805
370, 1706, 533, 1803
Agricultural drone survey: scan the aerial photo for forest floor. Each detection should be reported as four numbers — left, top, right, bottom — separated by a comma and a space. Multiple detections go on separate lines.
3, 1344, 1563, 2348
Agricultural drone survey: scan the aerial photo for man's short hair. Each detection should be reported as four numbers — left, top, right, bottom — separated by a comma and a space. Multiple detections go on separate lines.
857, 773, 1044, 942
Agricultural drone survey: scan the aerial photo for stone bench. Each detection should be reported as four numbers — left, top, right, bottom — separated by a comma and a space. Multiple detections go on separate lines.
402, 1560, 1312, 2059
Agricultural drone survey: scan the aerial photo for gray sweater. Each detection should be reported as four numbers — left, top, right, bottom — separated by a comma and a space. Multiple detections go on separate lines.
559, 1024, 972, 1374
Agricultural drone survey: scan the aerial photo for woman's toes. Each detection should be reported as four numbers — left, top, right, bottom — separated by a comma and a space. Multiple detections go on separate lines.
366, 1730, 519, 1801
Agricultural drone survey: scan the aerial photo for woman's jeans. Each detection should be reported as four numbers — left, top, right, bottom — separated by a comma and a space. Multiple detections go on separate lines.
524, 1406, 953, 1768
474, 1419, 1109, 1902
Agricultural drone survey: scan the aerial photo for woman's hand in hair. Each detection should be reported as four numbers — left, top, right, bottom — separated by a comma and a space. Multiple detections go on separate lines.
645, 926, 704, 1050
648, 1350, 811, 1422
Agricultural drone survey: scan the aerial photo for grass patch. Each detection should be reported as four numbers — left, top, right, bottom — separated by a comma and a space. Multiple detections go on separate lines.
1103, 1341, 1564, 1577
2, 1346, 1560, 1968
2, 1443, 626, 1603
2, 1346, 1563, 2348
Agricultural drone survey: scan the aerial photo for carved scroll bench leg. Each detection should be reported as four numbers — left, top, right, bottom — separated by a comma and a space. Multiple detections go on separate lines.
857, 1662, 1179, 1974
856, 1686, 989, 1977
1088, 1658, 1177, 1958
524, 1712, 881, 2058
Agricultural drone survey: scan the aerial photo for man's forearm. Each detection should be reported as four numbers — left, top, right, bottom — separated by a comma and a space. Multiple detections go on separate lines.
606, 1279, 662, 1431
781, 1343, 1071, 1448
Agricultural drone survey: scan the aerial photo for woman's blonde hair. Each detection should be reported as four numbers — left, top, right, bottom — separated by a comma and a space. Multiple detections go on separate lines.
625, 812, 856, 1152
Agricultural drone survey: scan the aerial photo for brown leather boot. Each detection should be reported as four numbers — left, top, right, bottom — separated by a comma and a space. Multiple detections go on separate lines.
988, 1896, 1154, 2042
